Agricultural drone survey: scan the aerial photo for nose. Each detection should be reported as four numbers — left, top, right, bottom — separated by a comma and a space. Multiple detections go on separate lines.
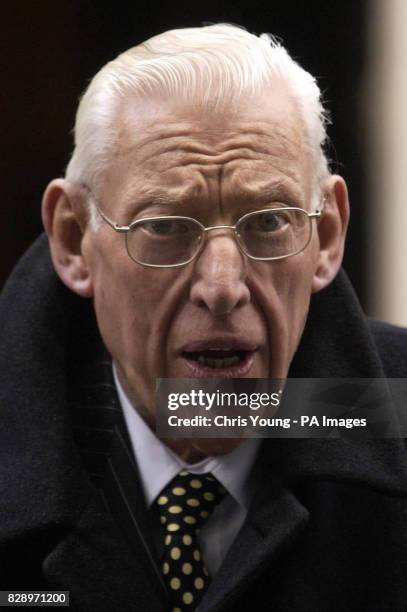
189, 232, 251, 316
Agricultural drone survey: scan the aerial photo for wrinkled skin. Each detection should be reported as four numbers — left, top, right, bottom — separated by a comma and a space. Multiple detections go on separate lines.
43, 87, 348, 461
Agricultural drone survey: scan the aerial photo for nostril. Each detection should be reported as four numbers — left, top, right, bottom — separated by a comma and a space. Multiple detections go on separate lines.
190, 280, 250, 315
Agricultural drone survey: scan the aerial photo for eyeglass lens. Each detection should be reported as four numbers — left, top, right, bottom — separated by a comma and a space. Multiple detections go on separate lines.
237, 209, 310, 259
126, 218, 202, 266
125, 209, 311, 266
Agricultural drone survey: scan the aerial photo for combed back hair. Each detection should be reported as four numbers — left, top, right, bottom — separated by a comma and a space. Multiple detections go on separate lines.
66, 23, 330, 220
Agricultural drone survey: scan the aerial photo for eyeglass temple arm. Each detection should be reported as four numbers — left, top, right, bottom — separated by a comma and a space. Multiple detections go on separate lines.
96, 205, 131, 233
309, 195, 328, 218
309, 209, 322, 219
83, 185, 131, 233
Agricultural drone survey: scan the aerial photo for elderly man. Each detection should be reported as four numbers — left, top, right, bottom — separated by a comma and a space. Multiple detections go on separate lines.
1, 24, 407, 612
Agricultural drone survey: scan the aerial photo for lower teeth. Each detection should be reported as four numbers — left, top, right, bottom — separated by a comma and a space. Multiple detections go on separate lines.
197, 355, 240, 368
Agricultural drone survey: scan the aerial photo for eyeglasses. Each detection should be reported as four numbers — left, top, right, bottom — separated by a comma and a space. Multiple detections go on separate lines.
92, 197, 324, 268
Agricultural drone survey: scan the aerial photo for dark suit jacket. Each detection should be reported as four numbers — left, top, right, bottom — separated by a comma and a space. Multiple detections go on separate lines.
1, 235, 407, 611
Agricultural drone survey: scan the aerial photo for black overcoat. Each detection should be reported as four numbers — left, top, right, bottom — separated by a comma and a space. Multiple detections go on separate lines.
1, 235, 407, 611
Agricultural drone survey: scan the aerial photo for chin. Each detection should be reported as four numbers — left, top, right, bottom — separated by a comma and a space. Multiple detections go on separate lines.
194, 438, 244, 456
165, 437, 245, 462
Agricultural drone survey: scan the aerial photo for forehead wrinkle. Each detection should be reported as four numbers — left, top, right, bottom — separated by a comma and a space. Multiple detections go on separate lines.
126, 132, 302, 165
113, 112, 306, 166
125, 144, 305, 179
108, 106, 312, 213
112, 122, 217, 161
227, 175, 305, 207
223, 154, 304, 189
124, 138, 215, 162
119, 153, 304, 214
120, 173, 209, 210
218, 124, 305, 159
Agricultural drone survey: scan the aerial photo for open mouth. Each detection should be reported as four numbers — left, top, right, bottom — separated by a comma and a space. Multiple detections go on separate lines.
181, 347, 256, 377
185, 349, 247, 368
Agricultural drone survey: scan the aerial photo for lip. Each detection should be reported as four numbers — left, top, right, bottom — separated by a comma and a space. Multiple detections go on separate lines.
180, 348, 258, 379
179, 336, 259, 378
180, 337, 258, 353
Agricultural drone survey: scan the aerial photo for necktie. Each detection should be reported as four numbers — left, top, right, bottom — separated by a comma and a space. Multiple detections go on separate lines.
155, 470, 226, 611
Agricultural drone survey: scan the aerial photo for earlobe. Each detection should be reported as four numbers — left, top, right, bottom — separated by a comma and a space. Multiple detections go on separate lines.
42, 179, 94, 298
312, 175, 350, 294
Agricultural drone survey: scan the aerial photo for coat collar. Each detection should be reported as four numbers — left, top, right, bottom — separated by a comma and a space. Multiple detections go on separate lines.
290, 268, 385, 378
0, 235, 93, 541
284, 267, 407, 494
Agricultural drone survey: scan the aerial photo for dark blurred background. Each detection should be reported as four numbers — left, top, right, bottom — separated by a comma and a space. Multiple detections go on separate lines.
1, 1, 368, 307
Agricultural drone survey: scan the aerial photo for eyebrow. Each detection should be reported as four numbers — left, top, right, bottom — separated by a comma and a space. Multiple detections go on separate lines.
235, 179, 305, 207
126, 186, 198, 210
125, 178, 304, 215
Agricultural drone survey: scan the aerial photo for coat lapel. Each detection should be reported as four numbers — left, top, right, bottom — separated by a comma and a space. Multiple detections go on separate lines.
64, 307, 168, 608
200, 476, 308, 611
200, 436, 407, 611
42, 489, 167, 611
101, 420, 168, 601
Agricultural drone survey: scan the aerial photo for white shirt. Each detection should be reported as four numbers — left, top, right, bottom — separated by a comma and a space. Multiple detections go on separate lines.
112, 363, 261, 575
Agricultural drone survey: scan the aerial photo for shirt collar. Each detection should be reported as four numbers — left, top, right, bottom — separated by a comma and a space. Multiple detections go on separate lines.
113, 363, 261, 510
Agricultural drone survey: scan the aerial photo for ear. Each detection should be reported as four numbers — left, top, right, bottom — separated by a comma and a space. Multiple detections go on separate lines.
312, 175, 350, 293
41, 179, 93, 298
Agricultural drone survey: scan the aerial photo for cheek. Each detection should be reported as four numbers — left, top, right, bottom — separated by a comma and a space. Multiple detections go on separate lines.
90, 264, 164, 416
89, 242, 185, 381
85, 237, 156, 367
279, 256, 316, 348
96, 271, 158, 353
251, 254, 316, 371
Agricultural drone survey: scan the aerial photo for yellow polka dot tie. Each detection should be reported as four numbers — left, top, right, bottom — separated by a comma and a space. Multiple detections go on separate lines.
155, 470, 226, 611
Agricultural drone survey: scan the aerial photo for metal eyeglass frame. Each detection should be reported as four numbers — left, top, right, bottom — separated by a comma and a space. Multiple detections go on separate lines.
91, 194, 325, 268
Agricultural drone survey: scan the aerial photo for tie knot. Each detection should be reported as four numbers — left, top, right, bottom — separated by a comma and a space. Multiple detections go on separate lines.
156, 470, 226, 533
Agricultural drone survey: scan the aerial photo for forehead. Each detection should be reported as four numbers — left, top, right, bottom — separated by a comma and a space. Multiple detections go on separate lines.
101, 87, 313, 214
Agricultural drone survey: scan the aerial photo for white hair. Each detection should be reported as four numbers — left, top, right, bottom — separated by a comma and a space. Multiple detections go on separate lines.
65, 24, 330, 222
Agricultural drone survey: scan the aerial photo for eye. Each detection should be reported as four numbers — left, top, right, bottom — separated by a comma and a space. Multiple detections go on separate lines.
252, 211, 289, 232
143, 219, 181, 236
